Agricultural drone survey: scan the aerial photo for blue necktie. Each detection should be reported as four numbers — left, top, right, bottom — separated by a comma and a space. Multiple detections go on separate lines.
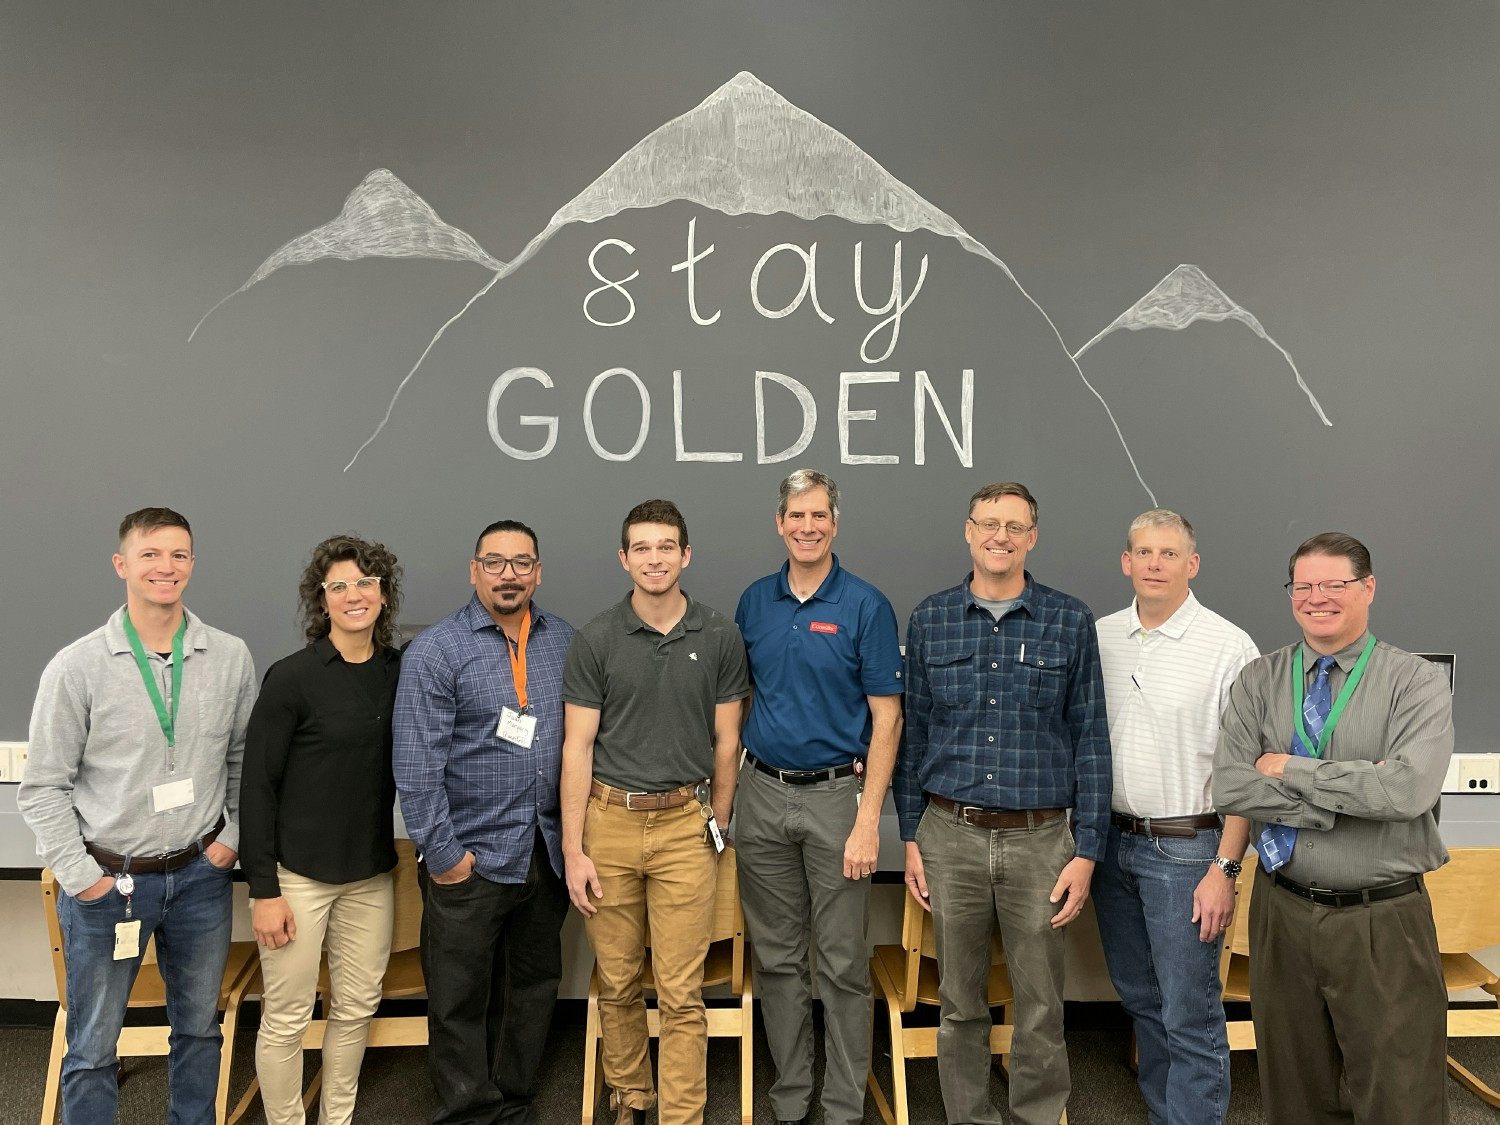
1259, 654, 1336, 873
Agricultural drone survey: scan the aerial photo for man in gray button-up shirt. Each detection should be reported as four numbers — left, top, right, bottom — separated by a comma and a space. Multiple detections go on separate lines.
1213, 532, 1453, 1125
20, 507, 256, 1124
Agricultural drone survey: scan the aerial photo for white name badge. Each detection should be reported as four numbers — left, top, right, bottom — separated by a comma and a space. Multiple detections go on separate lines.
497, 707, 537, 748
151, 777, 195, 813
113, 920, 141, 961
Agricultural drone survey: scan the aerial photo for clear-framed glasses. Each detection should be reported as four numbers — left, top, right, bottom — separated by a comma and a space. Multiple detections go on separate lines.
321, 576, 383, 596
1284, 578, 1364, 599
474, 554, 538, 576
968, 517, 1034, 540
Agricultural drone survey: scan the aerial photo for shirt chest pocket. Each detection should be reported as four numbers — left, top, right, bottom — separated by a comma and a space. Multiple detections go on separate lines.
925, 648, 976, 711
1016, 645, 1067, 710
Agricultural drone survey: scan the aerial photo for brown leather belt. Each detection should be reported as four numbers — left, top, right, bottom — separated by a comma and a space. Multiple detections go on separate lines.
1273, 871, 1423, 909
1111, 812, 1223, 839
84, 816, 225, 875
591, 779, 698, 811
928, 794, 1064, 830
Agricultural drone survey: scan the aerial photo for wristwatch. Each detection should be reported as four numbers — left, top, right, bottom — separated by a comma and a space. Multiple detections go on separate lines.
1212, 856, 1243, 879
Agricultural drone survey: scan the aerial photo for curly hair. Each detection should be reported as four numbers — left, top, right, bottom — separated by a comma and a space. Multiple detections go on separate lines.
297, 534, 403, 650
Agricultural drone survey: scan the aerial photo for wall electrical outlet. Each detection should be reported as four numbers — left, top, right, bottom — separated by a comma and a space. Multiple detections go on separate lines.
1443, 753, 1500, 794
0, 742, 25, 784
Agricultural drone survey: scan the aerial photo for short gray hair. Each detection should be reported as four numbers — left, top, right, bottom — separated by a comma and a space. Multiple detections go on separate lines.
1126, 509, 1197, 553
778, 468, 840, 522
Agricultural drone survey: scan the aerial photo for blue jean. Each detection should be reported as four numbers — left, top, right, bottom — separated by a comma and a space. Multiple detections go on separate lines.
57, 853, 234, 1125
1092, 824, 1229, 1125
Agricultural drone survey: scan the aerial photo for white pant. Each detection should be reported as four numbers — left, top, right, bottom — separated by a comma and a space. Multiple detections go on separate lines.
254, 867, 394, 1125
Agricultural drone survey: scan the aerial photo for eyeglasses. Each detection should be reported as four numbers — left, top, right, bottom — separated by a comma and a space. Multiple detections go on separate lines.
968, 518, 1034, 539
321, 576, 383, 596
1284, 578, 1365, 599
474, 554, 538, 576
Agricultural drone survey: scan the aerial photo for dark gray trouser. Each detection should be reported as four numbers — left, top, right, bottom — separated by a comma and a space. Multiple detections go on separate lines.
735, 762, 871, 1125
1248, 867, 1449, 1125
916, 804, 1073, 1125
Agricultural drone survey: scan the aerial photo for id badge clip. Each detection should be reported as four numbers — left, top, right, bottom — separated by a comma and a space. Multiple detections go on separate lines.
496, 706, 537, 748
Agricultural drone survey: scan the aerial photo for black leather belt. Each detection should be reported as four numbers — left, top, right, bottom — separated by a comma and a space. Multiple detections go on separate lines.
747, 753, 859, 786
84, 816, 225, 875
928, 794, 1064, 830
1273, 871, 1423, 909
1112, 812, 1223, 839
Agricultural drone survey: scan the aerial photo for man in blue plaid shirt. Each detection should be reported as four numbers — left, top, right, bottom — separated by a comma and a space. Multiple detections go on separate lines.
894, 482, 1111, 1125
394, 519, 574, 1125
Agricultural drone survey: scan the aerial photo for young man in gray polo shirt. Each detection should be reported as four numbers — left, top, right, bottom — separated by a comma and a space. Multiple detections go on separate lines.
20, 507, 257, 1124
560, 499, 749, 1125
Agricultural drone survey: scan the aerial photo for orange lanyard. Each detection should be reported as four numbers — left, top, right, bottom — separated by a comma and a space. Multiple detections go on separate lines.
506, 608, 532, 712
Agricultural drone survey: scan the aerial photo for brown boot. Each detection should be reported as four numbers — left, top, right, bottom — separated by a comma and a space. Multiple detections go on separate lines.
610, 1090, 647, 1125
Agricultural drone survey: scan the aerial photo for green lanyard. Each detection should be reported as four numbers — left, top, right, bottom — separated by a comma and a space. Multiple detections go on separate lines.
1291, 634, 1377, 758
122, 610, 186, 748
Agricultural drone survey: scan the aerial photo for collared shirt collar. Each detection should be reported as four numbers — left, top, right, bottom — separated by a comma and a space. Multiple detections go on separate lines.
1307, 630, 1373, 673
618, 589, 704, 635
774, 553, 846, 604
461, 592, 553, 636
962, 570, 1036, 615
106, 605, 207, 656
1125, 589, 1201, 640
310, 634, 401, 666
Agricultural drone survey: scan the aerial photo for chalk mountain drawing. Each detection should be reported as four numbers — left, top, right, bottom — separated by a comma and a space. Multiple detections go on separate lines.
1072, 263, 1332, 426
193, 71, 1326, 495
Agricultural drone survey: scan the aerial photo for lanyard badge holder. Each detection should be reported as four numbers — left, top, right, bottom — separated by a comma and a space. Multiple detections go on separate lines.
496, 610, 538, 748
113, 858, 140, 961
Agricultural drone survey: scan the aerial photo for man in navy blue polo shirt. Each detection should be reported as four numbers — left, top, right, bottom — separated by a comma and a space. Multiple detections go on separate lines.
734, 469, 904, 1125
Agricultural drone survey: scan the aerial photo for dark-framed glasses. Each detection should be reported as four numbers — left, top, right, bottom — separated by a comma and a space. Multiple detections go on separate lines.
1284, 578, 1364, 599
475, 554, 538, 576
321, 576, 383, 596
968, 517, 1034, 539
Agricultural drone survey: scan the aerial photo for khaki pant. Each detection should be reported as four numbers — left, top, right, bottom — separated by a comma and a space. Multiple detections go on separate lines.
254, 867, 394, 1125
582, 791, 718, 1125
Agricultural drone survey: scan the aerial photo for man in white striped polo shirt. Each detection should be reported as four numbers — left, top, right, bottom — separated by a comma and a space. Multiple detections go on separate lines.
1092, 509, 1259, 1125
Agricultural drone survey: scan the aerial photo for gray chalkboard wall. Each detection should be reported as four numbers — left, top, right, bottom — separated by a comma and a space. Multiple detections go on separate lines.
4, 3, 1498, 751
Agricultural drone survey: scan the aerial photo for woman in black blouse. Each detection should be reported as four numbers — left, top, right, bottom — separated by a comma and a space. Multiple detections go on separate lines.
241, 534, 403, 1125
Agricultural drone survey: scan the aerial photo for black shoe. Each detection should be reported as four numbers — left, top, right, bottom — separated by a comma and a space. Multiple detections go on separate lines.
776, 1118, 808, 1125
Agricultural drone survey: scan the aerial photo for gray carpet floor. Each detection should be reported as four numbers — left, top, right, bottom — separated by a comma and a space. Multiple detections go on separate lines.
3, 1009, 1498, 1123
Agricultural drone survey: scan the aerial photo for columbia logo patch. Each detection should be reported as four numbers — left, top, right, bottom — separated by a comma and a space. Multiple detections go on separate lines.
689, 652, 699, 661
809, 621, 838, 635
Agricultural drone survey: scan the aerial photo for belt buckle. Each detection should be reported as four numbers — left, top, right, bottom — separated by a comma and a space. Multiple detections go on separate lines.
623, 791, 649, 811
959, 804, 985, 824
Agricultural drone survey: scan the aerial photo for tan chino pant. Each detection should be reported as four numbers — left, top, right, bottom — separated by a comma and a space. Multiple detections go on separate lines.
582, 792, 718, 1125
254, 867, 394, 1125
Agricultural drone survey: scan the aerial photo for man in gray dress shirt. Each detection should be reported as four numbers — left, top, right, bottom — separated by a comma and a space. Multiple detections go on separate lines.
1213, 532, 1454, 1125
20, 507, 256, 1124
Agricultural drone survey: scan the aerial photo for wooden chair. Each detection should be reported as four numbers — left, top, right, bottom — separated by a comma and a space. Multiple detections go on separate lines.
39, 869, 260, 1125
1424, 846, 1500, 1108
1219, 851, 1258, 1051
866, 890, 1040, 1125
227, 837, 427, 1122
580, 845, 754, 1125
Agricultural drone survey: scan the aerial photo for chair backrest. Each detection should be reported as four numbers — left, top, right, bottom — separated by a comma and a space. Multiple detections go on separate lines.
1426, 847, 1500, 955
892, 888, 1006, 1011
1227, 852, 1259, 959
388, 838, 423, 954
41, 871, 66, 1009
